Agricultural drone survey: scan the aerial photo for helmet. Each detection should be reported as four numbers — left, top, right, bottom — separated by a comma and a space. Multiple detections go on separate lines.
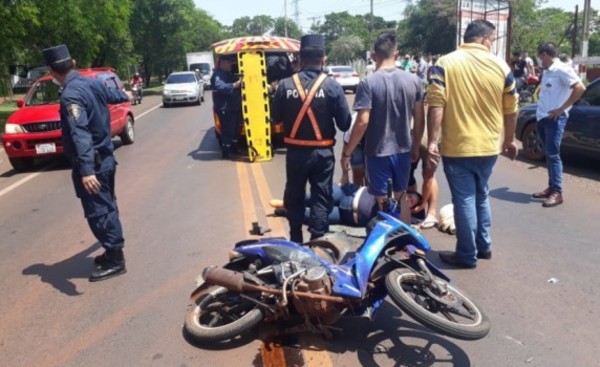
135, 72, 140, 77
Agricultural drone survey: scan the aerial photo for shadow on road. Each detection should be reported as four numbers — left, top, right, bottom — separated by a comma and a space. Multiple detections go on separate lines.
188, 126, 223, 162
489, 186, 535, 204
251, 301, 471, 366
517, 150, 600, 181
22, 242, 101, 296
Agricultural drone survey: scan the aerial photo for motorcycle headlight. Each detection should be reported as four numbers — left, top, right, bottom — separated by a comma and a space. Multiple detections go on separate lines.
4, 123, 25, 134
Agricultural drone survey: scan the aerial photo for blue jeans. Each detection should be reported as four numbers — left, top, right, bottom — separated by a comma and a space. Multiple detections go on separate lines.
443, 155, 498, 265
537, 114, 567, 193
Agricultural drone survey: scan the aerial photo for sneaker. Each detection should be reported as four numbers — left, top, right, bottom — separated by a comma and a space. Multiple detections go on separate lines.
532, 188, 551, 199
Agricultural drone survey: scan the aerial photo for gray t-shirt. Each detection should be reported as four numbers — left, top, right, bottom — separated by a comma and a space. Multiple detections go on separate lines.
353, 68, 423, 157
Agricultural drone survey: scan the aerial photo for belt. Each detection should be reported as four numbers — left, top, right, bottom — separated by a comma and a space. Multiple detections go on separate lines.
284, 137, 334, 147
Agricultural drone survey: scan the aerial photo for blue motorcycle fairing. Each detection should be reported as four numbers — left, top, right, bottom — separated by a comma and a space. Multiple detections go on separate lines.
232, 211, 435, 299
352, 211, 432, 296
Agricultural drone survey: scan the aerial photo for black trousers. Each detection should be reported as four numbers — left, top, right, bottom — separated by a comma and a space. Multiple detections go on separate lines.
217, 110, 242, 148
72, 159, 124, 251
284, 147, 334, 243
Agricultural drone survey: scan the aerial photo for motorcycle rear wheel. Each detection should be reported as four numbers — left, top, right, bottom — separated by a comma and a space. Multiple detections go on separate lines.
386, 269, 490, 340
184, 285, 264, 344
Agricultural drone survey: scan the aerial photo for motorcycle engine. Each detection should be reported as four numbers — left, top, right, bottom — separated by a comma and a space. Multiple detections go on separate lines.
292, 266, 340, 324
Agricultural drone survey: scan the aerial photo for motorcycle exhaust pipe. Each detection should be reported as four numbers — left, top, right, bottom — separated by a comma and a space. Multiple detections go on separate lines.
203, 266, 345, 303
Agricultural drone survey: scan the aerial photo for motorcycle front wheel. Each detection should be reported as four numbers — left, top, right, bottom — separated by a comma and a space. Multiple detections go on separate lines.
386, 269, 490, 340
184, 285, 264, 344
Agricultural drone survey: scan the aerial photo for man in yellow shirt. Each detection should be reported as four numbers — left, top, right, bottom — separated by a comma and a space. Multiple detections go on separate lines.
425, 19, 519, 268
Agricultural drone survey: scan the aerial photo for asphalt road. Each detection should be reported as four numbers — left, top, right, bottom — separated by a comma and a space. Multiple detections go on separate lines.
0, 94, 599, 367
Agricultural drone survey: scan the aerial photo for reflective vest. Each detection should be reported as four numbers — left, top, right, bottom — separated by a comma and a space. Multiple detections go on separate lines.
284, 73, 334, 147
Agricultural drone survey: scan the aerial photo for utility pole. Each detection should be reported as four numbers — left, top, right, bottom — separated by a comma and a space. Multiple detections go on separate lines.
293, 0, 300, 28
572, 5, 578, 59
308, 16, 320, 30
582, 0, 591, 58
284, 0, 288, 37
369, 0, 374, 50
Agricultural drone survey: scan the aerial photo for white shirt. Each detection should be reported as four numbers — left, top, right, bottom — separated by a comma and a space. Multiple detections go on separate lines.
536, 59, 581, 121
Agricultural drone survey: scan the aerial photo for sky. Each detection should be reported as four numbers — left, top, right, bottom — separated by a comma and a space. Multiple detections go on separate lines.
194, 0, 577, 28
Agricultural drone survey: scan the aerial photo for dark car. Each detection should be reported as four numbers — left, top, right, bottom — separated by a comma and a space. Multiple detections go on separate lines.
516, 78, 600, 161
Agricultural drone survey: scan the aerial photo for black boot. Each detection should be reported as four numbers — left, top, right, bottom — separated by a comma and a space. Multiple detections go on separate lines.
93, 250, 110, 267
221, 145, 231, 159
89, 249, 126, 282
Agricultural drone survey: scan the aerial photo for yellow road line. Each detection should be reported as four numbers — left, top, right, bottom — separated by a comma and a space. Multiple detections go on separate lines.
237, 162, 257, 234
259, 340, 287, 367
247, 162, 333, 367
250, 162, 286, 237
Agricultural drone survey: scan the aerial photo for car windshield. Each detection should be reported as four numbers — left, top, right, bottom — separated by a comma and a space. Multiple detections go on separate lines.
331, 67, 354, 73
25, 80, 61, 106
166, 74, 196, 84
190, 63, 211, 75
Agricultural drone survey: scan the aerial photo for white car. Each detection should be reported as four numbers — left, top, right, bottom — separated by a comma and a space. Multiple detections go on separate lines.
325, 65, 360, 93
162, 71, 204, 107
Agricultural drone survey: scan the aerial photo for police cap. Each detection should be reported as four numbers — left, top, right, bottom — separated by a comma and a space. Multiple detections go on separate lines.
300, 35, 325, 51
43, 44, 72, 68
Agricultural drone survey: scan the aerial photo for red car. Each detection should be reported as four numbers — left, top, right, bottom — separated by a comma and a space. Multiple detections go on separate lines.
2, 68, 135, 171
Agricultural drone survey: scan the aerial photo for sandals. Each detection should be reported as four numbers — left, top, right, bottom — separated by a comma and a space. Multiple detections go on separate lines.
420, 215, 438, 229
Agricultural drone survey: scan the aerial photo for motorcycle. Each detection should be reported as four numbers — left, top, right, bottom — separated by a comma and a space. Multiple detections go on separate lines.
519, 74, 540, 105
184, 180, 491, 344
131, 83, 142, 105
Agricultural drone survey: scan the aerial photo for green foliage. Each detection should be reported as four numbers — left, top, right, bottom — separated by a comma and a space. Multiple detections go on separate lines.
310, 11, 397, 54
272, 17, 303, 39
230, 15, 274, 37
329, 35, 363, 63
396, 0, 456, 55
130, 0, 223, 82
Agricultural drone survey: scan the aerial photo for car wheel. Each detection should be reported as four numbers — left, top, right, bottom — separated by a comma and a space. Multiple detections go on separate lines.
9, 157, 35, 172
120, 115, 135, 145
521, 122, 545, 161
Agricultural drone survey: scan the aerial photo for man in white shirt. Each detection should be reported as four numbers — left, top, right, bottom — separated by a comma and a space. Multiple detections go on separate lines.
523, 51, 535, 76
532, 42, 586, 208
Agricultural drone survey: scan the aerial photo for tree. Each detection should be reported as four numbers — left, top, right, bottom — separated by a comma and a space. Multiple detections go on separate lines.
131, 0, 211, 82
230, 15, 274, 37
272, 17, 303, 39
396, 0, 456, 55
328, 35, 363, 63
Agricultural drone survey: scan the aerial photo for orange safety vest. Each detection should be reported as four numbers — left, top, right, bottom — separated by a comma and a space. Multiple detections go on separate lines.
284, 73, 334, 147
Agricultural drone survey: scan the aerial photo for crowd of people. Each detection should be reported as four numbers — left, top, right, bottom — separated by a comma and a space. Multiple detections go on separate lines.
266, 20, 585, 270
38, 17, 585, 283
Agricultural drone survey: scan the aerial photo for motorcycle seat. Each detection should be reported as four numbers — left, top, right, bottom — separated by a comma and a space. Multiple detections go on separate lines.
304, 233, 358, 264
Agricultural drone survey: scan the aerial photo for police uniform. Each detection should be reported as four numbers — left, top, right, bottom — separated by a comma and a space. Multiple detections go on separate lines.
43, 44, 130, 282
272, 35, 351, 243
210, 56, 242, 158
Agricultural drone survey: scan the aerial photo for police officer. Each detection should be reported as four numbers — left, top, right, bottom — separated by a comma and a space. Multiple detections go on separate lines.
210, 55, 242, 159
43, 44, 130, 282
272, 35, 351, 243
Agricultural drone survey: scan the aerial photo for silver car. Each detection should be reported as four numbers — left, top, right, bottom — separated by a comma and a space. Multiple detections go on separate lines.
162, 71, 205, 107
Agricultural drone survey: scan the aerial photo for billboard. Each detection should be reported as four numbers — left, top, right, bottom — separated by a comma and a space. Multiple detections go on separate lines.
457, 0, 511, 61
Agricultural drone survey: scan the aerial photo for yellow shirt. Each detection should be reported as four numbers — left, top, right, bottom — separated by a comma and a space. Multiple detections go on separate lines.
427, 43, 519, 157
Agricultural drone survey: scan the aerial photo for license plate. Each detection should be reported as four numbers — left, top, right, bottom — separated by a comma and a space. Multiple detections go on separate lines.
35, 143, 56, 154
342, 73, 351, 78
175, 96, 185, 100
